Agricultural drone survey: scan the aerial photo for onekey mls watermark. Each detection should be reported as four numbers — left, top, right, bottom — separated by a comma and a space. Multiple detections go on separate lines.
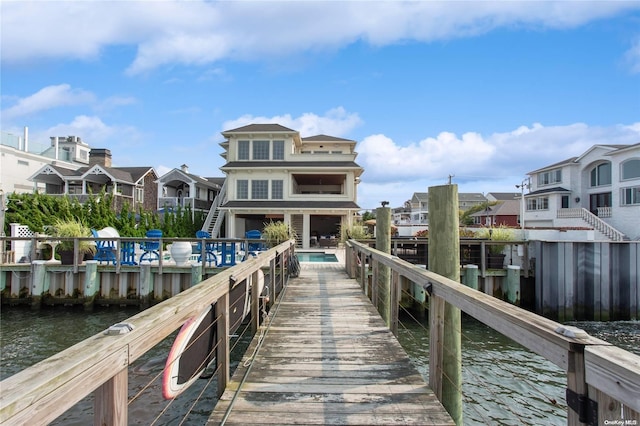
604, 420, 638, 425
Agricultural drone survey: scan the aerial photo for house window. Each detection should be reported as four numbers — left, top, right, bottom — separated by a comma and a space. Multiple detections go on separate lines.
590, 162, 612, 187
238, 140, 250, 160
136, 186, 144, 203
621, 159, 640, 180
526, 197, 549, 211
272, 180, 283, 199
251, 180, 269, 199
252, 140, 270, 160
237, 180, 248, 199
622, 186, 640, 205
561, 195, 569, 209
273, 140, 284, 160
537, 169, 562, 186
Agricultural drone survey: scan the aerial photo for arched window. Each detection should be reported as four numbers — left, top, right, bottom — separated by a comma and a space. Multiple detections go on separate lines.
621, 159, 640, 180
590, 162, 611, 187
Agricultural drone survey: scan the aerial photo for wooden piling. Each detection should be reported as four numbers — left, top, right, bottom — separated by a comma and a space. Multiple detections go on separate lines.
31, 261, 46, 309
506, 265, 520, 304
428, 184, 462, 425
376, 205, 391, 326
462, 264, 479, 291
83, 260, 98, 311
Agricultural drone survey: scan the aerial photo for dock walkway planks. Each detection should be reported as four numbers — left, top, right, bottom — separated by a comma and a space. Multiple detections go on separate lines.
208, 262, 453, 425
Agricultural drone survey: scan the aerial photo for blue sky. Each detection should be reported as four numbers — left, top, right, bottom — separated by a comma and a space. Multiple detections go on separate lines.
2, 1, 640, 210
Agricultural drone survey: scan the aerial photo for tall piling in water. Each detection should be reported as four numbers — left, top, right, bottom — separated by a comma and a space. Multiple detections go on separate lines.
428, 184, 462, 424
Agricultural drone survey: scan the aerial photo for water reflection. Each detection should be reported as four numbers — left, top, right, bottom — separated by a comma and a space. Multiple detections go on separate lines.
2, 307, 638, 425
1, 306, 251, 425
397, 315, 639, 425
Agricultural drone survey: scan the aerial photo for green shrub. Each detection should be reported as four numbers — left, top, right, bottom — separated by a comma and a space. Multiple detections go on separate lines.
52, 218, 96, 255
340, 224, 372, 242
476, 225, 514, 254
262, 221, 295, 247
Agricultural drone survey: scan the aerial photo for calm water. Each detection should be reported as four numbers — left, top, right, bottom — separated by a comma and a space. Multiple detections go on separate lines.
1, 306, 638, 425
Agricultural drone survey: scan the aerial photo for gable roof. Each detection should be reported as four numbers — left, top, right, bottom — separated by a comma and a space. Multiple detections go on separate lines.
411, 192, 429, 202
469, 200, 520, 217
223, 124, 296, 133
81, 165, 155, 184
525, 186, 570, 196
302, 134, 356, 143
487, 192, 520, 201
459, 193, 486, 202
528, 157, 578, 174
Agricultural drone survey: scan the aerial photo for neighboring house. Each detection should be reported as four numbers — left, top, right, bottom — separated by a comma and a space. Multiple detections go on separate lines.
408, 191, 487, 226
409, 192, 429, 225
156, 164, 223, 216
458, 193, 487, 211
392, 202, 412, 225
524, 143, 640, 240
486, 192, 520, 202
1, 129, 91, 194
30, 148, 158, 212
204, 124, 363, 248
470, 199, 520, 227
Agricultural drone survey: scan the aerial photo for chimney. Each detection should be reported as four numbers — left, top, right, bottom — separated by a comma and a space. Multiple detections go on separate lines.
90, 148, 112, 167
181, 164, 189, 173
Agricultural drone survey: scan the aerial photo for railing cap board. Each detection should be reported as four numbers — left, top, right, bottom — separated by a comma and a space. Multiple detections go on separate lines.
348, 240, 611, 371
585, 345, 640, 412
0, 241, 293, 425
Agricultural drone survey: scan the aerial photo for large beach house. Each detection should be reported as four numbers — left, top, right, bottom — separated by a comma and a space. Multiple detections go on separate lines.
203, 124, 363, 249
523, 143, 640, 240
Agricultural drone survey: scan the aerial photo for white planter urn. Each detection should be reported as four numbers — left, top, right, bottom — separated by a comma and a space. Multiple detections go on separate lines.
170, 241, 192, 266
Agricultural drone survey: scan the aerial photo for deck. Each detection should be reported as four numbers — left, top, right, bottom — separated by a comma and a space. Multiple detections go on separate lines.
208, 261, 454, 425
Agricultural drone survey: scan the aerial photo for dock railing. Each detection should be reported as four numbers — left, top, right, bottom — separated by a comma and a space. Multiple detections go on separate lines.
0, 240, 295, 426
345, 239, 640, 425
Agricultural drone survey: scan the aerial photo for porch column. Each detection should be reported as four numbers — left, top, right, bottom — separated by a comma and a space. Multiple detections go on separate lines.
302, 214, 310, 250
227, 211, 236, 239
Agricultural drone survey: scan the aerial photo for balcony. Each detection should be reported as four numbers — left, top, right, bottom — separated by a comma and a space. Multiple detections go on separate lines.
159, 197, 213, 211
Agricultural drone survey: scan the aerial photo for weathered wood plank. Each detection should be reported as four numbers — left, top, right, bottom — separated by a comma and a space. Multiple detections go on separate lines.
208, 265, 453, 425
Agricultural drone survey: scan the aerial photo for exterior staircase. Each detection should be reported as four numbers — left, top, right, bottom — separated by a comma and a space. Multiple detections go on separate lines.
290, 214, 304, 247
557, 207, 628, 241
202, 179, 228, 237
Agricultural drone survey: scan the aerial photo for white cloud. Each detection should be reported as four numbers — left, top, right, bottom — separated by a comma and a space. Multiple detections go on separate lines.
355, 122, 640, 208
221, 107, 363, 137
624, 37, 640, 73
1, 84, 95, 120
2, 1, 638, 74
28, 115, 142, 160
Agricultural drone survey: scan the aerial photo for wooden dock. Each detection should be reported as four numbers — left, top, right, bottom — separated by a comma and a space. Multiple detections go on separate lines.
208, 263, 454, 425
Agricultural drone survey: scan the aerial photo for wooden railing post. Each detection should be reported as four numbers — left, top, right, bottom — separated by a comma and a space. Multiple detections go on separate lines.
94, 368, 128, 426
217, 291, 230, 398
390, 270, 400, 336
269, 257, 276, 309
251, 270, 260, 333
360, 253, 367, 294
371, 259, 378, 306
376, 205, 391, 326
567, 346, 587, 426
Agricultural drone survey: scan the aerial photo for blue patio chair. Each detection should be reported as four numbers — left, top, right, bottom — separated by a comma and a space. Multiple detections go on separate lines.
244, 229, 266, 259
196, 230, 218, 267
120, 241, 137, 265
91, 229, 117, 265
139, 229, 162, 263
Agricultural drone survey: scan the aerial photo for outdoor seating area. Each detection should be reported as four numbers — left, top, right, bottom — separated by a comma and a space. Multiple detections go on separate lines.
318, 235, 338, 248
3, 223, 271, 268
